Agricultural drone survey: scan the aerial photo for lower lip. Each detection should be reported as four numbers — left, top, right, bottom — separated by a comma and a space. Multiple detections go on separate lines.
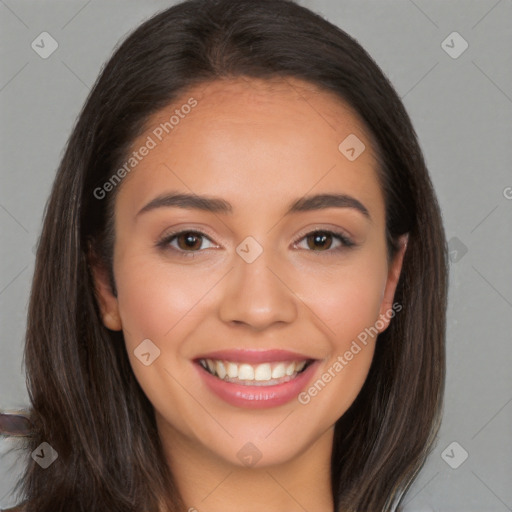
195, 361, 318, 409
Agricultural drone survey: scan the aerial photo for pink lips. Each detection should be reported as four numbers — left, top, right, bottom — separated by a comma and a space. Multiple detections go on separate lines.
193, 349, 318, 409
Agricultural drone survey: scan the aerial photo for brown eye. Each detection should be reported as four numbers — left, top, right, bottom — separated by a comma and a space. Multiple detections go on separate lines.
157, 230, 216, 257
294, 229, 355, 254
175, 232, 204, 251
306, 231, 335, 251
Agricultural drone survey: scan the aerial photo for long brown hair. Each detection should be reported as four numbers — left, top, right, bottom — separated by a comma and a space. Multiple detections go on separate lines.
5, 0, 448, 510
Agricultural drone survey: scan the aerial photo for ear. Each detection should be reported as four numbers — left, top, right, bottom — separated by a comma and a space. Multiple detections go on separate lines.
377, 234, 408, 333
88, 244, 122, 331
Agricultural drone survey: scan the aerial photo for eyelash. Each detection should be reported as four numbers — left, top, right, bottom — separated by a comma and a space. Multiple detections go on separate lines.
156, 228, 356, 259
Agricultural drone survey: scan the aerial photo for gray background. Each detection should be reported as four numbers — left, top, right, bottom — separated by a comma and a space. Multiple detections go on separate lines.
0, 0, 511, 510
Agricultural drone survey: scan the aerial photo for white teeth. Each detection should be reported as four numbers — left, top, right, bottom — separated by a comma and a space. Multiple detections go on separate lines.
271, 363, 286, 379
215, 361, 227, 379
254, 363, 272, 381
285, 362, 295, 376
226, 362, 238, 378
238, 364, 254, 380
295, 361, 306, 372
199, 358, 310, 385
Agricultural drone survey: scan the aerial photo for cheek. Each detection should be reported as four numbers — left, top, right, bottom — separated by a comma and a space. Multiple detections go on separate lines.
293, 251, 388, 414
113, 258, 214, 434
300, 251, 389, 344
114, 256, 215, 345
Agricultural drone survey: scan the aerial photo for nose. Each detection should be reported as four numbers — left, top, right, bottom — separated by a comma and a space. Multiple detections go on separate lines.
217, 246, 298, 331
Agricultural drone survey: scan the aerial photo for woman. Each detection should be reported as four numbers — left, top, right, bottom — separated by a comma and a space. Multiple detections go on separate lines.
0, 0, 448, 510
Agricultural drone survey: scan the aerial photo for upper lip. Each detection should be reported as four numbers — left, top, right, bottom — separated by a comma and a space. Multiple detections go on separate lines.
194, 349, 315, 364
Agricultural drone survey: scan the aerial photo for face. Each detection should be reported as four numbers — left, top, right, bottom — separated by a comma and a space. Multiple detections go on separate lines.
92, 77, 406, 469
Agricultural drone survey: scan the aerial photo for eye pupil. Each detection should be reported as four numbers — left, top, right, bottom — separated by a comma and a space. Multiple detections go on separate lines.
308, 231, 332, 251
179, 232, 202, 250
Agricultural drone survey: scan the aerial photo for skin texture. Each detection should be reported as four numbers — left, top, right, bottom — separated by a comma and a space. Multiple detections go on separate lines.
92, 77, 407, 512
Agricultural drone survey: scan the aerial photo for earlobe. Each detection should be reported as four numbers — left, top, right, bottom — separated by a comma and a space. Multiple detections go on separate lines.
88, 246, 122, 331
101, 310, 122, 331
378, 234, 408, 333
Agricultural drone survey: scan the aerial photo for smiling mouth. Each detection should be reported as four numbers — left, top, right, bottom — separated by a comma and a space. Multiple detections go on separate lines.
197, 358, 313, 386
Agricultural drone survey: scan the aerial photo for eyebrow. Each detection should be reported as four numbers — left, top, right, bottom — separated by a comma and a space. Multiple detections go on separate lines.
136, 191, 370, 219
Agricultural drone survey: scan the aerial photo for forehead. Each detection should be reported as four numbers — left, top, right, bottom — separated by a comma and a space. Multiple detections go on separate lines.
115, 76, 384, 223
149, 76, 375, 145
